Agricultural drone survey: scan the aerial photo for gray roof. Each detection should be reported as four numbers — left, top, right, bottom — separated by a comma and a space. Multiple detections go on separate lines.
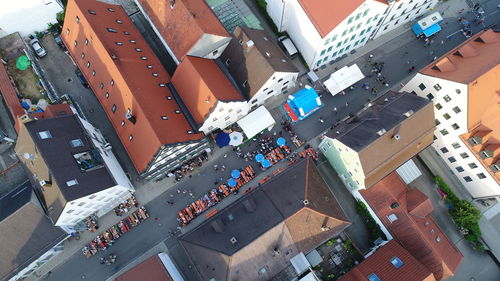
24, 115, 116, 202
181, 158, 350, 280
328, 91, 432, 151
0, 182, 67, 281
221, 26, 298, 100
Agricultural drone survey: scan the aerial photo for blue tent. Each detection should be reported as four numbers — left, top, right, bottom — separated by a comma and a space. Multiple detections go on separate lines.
285, 86, 322, 122
255, 154, 264, 162
231, 169, 240, 178
262, 159, 271, 168
227, 178, 237, 187
277, 137, 286, 146
423, 23, 442, 37
215, 132, 230, 147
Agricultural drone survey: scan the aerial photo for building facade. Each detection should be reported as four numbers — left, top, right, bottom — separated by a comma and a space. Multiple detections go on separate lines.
319, 91, 435, 190
370, 0, 439, 39
401, 29, 500, 199
61, 0, 210, 181
135, 0, 231, 63
221, 26, 298, 109
265, 0, 387, 69
15, 112, 134, 233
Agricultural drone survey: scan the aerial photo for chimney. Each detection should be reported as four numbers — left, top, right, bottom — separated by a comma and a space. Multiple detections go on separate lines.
392, 134, 401, 141
39, 180, 52, 187
169, 0, 175, 8
19, 114, 33, 124
211, 219, 225, 233
125, 111, 136, 124
242, 199, 256, 212
273, 247, 280, 256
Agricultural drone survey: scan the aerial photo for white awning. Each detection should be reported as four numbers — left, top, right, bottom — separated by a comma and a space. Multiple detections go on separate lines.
396, 159, 422, 184
324, 64, 365, 96
290, 252, 311, 275
237, 106, 275, 139
158, 253, 185, 281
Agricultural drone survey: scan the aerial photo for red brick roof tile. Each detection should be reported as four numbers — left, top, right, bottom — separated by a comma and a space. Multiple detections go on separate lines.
0, 63, 25, 132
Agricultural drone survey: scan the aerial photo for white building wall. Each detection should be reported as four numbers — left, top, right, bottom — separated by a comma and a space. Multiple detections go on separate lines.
265, 0, 289, 32
372, 0, 439, 39
0, 0, 63, 37
402, 74, 500, 198
248, 71, 298, 109
353, 190, 393, 240
188, 34, 232, 60
199, 101, 249, 134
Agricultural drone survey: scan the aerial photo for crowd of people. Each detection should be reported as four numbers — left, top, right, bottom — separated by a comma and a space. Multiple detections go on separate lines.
167, 151, 208, 182
114, 195, 139, 216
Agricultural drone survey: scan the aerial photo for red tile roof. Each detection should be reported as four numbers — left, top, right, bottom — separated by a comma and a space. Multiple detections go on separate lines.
339, 240, 435, 281
115, 255, 173, 281
62, 0, 204, 173
137, 0, 228, 61
0, 63, 25, 132
29, 104, 73, 120
297, 0, 374, 38
360, 172, 463, 280
171, 56, 243, 125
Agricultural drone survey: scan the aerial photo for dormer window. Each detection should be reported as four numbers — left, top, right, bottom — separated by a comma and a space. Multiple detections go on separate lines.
467, 135, 482, 146
107, 28, 117, 33
480, 150, 493, 159
88, 10, 96, 15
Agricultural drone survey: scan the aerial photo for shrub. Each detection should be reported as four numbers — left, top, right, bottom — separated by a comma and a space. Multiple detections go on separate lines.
355, 200, 387, 243
434, 176, 483, 251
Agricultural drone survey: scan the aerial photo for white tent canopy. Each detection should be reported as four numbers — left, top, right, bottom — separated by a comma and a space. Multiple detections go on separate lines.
237, 106, 275, 139
324, 64, 365, 96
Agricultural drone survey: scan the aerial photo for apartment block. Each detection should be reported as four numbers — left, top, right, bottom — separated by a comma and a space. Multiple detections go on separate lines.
402, 29, 500, 199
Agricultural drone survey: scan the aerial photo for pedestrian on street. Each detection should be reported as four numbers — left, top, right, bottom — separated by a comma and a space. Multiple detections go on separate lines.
345, 102, 349, 107
318, 117, 324, 124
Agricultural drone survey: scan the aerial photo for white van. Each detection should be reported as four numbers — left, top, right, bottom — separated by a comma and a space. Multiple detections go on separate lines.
278, 36, 298, 58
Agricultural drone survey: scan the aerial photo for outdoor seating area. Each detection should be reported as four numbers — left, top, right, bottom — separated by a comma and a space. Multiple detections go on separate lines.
114, 195, 139, 216
281, 120, 304, 148
168, 151, 209, 182
177, 165, 256, 227
84, 214, 99, 232
82, 207, 149, 258
255, 143, 291, 169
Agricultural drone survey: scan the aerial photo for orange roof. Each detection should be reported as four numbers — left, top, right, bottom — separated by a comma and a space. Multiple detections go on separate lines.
297, 0, 379, 38
115, 255, 173, 281
361, 173, 463, 280
0, 63, 25, 132
29, 104, 73, 120
171, 56, 243, 125
339, 240, 435, 281
137, 0, 228, 61
62, 0, 204, 173
421, 29, 500, 84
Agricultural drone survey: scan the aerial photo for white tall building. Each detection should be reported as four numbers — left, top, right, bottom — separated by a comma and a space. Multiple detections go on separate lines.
15, 107, 134, 233
265, 0, 387, 69
370, 0, 439, 39
402, 29, 500, 199
0, 0, 63, 37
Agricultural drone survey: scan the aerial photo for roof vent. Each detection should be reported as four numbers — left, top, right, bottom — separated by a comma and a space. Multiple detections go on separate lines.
265, 52, 271, 57
211, 219, 225, 233
403, 110, 414, 117
392, 134, 401, 141
243, 199, 256, 212
303, 199, 309, 206
376, 128, 387, 136
230, 237, 237, 244
246, 40, 254, 48
169, 0, 175, 8
23, 153, 35, 161
111, 53, 118, 60
273, 247, 280, 256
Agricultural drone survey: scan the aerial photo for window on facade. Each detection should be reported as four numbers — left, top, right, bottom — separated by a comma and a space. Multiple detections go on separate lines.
435, 103, 442, 110
224, 116, 230, 121
460, 152, 469, 159
452, 142, 461, 149
342, 30, 347, 36
347, 17, 354, 24
112, 104, 117, 113
356, 23, 362, 30
418, 83, 426, 90
477, 173, 486, 179
440, 129, 449, 136
452, 123, 460, 130
337, 42, 342, 47
435, 119, 440, 126
452, 106, 461, 113
320, 50, 326, 56
443, 95, 451, 102
448, 157, 456, 163
433, 84, 442, 91
455, 89, 461, 94
426, 93, 434, 100
363, 9, 370, 17
443, 113, 451, 120
456, 166, 464, 172
349, 26, 355, 33
468, 162, 478, 169
440, 147, 449, 153
463, 176, 473, 182
355, 13, 361, 21
350, 35, 356, 41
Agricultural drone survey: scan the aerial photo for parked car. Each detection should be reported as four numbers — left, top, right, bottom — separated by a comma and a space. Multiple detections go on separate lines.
29, 38, 47, 58
75, 69, 89, 88
52, 30, 63, 47
277, 36, 298, 58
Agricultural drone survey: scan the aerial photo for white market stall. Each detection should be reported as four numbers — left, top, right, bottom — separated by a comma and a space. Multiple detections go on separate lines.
237, 106, 275, 139
324, 64, 365, 96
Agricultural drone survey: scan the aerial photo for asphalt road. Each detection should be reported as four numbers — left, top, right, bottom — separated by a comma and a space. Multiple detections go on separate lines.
35, 0, 500, 280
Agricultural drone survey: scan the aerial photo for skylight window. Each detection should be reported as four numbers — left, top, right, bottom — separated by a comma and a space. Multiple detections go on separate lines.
70, 139, 84, 148
38, 131, 52, 139
368, 273, 381, 281
107, 28, 117, 33
66, 179, 79, 186
390, 257, 404, 268
387, 213, 398, 222
88, 10, 96, 15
